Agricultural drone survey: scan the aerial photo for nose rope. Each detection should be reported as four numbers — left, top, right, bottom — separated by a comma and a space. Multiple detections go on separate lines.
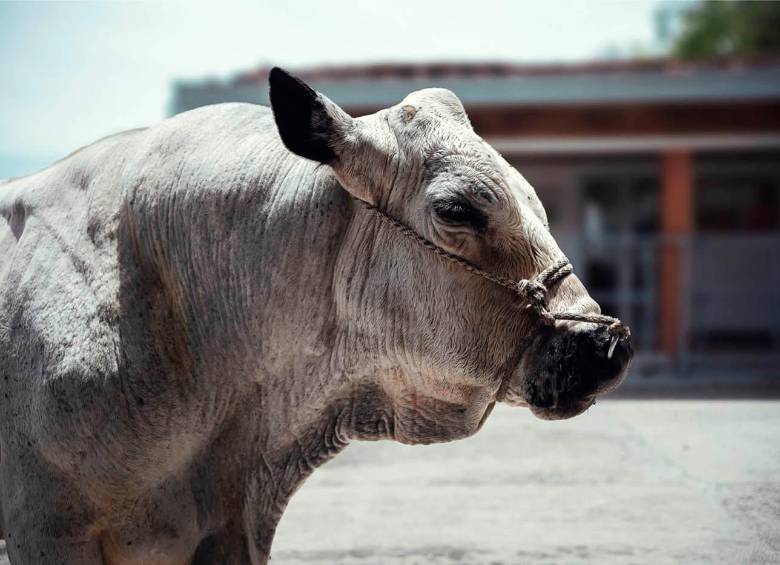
355, 198, 631, 355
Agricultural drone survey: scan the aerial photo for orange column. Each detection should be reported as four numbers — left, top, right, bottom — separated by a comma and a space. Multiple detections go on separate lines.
659, 150, 694, 354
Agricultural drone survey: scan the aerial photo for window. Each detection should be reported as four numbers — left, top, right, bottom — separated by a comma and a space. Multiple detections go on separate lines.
580, 173, 660, 352
697, 175, 780, 232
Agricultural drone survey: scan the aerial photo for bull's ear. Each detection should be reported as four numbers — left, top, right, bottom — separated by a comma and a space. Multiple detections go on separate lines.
269, 67, 354, 164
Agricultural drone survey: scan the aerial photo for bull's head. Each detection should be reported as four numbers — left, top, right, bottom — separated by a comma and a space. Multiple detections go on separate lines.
269, 68, 632, 443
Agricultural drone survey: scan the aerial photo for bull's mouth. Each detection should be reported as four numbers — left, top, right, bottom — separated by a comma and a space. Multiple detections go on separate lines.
526, 396, 596, 420
501, 324, 632, 421
501, 385, 597, 420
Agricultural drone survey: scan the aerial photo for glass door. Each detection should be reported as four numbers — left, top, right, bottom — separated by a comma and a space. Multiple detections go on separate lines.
579, 174, 659, 352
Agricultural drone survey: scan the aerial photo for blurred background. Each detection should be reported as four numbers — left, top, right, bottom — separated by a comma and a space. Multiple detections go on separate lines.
1, 2, 779, 563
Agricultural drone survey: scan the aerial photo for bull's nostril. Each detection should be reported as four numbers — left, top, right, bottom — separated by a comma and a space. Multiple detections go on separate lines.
595, 334, 633, 392
610, 335, 633, 365
607, 334, 619, 359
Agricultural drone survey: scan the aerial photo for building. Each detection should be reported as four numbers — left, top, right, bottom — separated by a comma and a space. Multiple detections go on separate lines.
172, 59, 780, 377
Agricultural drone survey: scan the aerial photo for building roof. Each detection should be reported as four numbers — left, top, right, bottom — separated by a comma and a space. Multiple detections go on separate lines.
172, 57, 780, 115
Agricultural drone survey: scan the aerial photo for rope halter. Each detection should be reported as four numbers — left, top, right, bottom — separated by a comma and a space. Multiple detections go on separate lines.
355, 197, 631, 359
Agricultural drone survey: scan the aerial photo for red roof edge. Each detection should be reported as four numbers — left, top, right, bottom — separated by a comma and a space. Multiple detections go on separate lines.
231, 56, 780, 86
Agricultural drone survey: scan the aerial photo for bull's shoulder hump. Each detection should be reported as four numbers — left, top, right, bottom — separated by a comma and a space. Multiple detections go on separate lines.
1, 103, 272, 188
172, 102, 271, 119
166, 102, 274, 135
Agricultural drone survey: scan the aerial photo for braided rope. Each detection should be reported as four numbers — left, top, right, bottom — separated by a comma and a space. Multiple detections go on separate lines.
355, 198, 630, 340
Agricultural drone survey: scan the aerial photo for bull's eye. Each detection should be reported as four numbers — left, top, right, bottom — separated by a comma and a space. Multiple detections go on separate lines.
431, 198, 488, 231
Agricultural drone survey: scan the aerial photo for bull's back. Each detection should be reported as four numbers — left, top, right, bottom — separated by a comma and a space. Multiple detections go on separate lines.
0, 103, 282, 370
0, 179, 17, 284
0, 103, 294, 486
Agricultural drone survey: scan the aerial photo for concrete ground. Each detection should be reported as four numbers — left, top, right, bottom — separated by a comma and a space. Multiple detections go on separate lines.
1, 400, 778, 564
272, 401, 780, 565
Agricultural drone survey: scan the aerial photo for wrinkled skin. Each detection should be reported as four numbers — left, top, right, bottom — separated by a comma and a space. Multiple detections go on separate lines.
0, 69, 630, 564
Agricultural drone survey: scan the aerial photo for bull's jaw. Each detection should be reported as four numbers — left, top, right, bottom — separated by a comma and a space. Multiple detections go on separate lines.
501, 356, 601, 421
345, 377, 496, 445
502, 388, 597, 421
501, 381, 596, 421
527, 398, 596, 420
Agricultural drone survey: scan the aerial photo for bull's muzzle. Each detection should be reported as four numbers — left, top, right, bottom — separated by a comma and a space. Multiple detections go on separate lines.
510, 324, 633, 420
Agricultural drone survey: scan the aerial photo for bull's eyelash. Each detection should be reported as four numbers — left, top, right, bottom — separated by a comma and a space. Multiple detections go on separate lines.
431, 198, 488, 232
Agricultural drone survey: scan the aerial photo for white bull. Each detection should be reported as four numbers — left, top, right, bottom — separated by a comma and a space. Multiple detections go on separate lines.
0, 68, 631, 564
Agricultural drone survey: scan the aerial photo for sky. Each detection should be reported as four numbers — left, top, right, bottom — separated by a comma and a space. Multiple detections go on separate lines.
0, 0, 662, 179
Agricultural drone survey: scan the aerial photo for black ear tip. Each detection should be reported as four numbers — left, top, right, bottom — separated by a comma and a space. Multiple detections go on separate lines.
268, 66, 339, 164
269, 66, 288, 85
269, 67, 315, 101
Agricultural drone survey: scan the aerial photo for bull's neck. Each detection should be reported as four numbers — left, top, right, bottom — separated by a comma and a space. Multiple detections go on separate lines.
200, 162, 352, 376
128, 152, 392, 555
132, 152, 380, 432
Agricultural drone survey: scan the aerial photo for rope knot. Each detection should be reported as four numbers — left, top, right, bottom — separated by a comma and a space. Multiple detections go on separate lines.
608, 320, 631, 339
516, 279, 547, 305
516, 279, 555, 325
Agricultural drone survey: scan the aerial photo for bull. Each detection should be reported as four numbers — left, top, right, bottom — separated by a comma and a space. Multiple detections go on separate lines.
0, 68, 631, 564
